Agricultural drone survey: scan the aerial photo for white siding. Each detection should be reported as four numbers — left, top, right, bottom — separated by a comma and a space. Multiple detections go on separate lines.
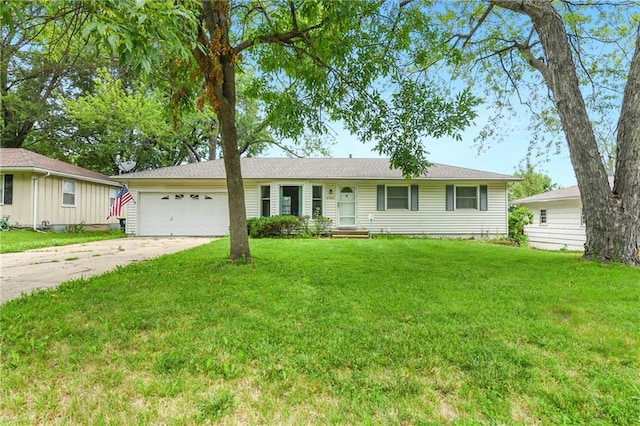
127, 178, 510, 238
0, 172, 118, 228
520, 200, 585, 250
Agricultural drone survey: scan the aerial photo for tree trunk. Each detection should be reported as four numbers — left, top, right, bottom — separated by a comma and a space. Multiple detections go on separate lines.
492, 0, 640, 266
196, 0, 251, 261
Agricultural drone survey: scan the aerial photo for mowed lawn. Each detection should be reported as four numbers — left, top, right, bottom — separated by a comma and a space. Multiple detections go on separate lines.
0, 228, 125, 253
1, 238, 638, 424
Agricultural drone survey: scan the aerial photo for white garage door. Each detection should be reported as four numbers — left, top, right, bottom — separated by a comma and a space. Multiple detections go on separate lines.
138, 192, 229, 236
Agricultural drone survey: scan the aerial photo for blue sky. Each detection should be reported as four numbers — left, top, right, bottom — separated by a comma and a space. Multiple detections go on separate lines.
325, 118, 577, 188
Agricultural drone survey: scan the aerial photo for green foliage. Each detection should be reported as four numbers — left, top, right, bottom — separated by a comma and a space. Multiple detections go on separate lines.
509, 159, 559, 201
508, 206, 534, 246
247, 215, 302, 239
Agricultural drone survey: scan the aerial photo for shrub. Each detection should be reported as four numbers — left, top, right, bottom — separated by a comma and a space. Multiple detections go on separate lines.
248, 215, 301, 238
508, 206, 534, 246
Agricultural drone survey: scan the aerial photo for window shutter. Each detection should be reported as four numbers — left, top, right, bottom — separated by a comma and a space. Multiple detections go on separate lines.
479, 185, 488, 211
410, 185, 419, 211
446, 185, 454, 211
377, 185, 385, 211
4, 174, 13, 205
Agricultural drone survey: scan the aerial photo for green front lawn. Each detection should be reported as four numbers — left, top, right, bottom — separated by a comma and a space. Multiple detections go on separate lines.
1, 239, 638, 424
0, 228, 125, 253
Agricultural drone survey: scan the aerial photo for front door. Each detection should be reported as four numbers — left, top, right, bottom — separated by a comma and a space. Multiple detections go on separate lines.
338, 186, 356, 227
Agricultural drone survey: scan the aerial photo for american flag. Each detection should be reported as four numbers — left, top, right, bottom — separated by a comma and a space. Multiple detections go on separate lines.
107, 184, 134, 219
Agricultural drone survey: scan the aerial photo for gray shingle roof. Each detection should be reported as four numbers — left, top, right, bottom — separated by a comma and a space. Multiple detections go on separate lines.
114, 157, 518, 181
512, 185, 580, 204
0, 148, 117, 185
511, 177, 614, 204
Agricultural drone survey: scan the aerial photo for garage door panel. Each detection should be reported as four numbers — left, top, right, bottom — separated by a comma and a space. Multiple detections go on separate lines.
139, 192, 229, 236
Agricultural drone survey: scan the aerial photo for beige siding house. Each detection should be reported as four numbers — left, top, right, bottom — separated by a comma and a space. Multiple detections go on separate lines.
116, 158, 518, 238
0, 148, 121, 230
511, 184, 586, 250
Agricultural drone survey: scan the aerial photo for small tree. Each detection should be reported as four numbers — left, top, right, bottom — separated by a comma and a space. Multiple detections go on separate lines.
509, 206, 534, 246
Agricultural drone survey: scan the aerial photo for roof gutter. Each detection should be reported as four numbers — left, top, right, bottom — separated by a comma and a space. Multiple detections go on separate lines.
32, 172, 51, 230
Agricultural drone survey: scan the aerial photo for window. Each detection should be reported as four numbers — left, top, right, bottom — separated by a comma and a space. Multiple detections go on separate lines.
1, 174, 13, 205
280, 186, 302, 216
261, 185, 271, 217
377, 185, 419, 211
109, 187, 118, 208
62, 180, 76, 206
446, 185, 487, 211
387, 186, 409, 209
540, 209, 547, 224
456, 186, 477, 209
312, 185, 323, 215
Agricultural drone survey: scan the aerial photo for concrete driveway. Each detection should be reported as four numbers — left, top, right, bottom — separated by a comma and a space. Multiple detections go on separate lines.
0, 237, 214, 304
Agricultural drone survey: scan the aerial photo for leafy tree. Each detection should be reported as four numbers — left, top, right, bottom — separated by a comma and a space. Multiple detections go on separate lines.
417, 0, 639, 266
1, 1, 103, 148
509, 159, 558, 201
82, 0, 480, 261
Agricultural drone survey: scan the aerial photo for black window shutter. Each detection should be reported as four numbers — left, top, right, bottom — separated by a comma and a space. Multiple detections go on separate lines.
446, 185, 454, 211
376, 185, 385, 211
479, 185, 488, 211
4, 174, 13, 204
410, 185, 419, 211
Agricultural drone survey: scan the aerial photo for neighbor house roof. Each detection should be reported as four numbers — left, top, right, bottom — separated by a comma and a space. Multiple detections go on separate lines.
511, 177, 614, 204
114, 158, 519, 181
512, 185, 581, 204
0, 148, 118, 186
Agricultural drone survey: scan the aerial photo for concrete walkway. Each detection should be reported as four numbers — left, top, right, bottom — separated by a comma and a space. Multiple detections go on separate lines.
0, 237, 213, 303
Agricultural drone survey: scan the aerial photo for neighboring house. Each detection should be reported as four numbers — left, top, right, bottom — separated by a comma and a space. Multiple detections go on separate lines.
0, 148, 121, 230
511, 183, 587, 250
114, 157, 518, 237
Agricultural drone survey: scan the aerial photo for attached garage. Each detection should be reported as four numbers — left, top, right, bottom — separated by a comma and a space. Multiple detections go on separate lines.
138, 192, 229, 236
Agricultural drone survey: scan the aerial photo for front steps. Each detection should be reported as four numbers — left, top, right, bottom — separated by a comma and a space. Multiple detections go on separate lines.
331, 229, 370, 239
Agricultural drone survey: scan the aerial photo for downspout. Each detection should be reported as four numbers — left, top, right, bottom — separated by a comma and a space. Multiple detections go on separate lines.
32, 172, 51, 230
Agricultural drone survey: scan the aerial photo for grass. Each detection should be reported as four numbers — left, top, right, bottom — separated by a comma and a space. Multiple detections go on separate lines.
1, 238, 639, 424
0, 228, 125, 253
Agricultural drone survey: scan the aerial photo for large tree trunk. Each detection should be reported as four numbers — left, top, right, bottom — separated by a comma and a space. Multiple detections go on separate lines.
195, 0, 251, 261
492, 0, 639, 266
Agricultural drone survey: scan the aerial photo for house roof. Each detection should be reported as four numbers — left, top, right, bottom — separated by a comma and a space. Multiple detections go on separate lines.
512, 185, 581, 204
114, 157, 519, 181
0, 148, 118, 186
511, 177, 614, 204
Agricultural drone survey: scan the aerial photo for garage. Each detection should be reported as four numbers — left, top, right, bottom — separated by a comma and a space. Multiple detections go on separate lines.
138, 192, 229, 236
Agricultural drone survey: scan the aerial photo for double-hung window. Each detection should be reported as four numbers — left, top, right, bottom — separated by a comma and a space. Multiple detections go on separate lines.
62, 180, 76, 206
312, 185, 323, 216
376, 185, 419, 211
387, 186, 409, 209
109, 187, 118, 208
261, 185, 271, 217
1, 174, 12, 204
540, 209, 547, 224
446, 185, 488, 211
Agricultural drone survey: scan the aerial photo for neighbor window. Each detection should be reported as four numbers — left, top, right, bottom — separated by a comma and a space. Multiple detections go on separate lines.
387, 186, 409, 209
261, 185, 271, 217
62, 180, 76, 206
446, 185, 488, 211
540, 209, 547, 224
109, 187, 118, 207
1, 174, 13, 205
280, 186, 302, 216
312, 185, 323, 215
